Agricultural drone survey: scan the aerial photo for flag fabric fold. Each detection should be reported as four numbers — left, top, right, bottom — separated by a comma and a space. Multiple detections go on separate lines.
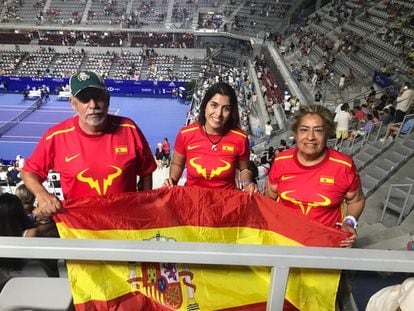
55, 187, 348, 310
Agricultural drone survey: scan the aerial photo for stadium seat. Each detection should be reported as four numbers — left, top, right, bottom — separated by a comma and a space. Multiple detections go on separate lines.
380, 184, 414, 226
0, 277, 72, 311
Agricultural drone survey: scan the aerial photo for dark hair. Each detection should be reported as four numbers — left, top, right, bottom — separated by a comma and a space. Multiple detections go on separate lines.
341, 103, 349, 111
0, 193, 34, 236
197, 82, 240, 133
291, 104, 335, 139
14, 184, 35, 213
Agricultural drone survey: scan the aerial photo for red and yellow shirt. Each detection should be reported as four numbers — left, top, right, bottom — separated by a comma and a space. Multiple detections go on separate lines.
268, 148, 360, 228
23, 115, 156, 199
174, 123, 249, 189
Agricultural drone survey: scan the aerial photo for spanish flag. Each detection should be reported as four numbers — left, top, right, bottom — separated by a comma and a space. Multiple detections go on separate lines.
55, 187, 348, 310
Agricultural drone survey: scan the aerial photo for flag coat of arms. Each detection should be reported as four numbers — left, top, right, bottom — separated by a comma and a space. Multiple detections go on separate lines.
55, 187, 348, 310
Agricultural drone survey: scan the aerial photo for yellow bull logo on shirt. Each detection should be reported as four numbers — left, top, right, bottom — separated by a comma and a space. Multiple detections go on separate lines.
280, 190, 331, 215
76, 165, 122, 195
189, 157, 231, 180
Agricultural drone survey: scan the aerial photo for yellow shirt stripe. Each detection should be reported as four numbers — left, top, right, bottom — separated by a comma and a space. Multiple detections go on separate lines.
118, 123, 136, 129
229, 129, 247, 138
275, 154, 293, 161
181, 126, 198, 134
46, 126, 76, 140
329, 156, 352, 168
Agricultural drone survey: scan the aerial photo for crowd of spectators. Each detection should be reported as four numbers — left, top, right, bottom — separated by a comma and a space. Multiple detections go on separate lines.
279, 0, 413, 95
0, 47, 197, 82
331, 81, 414, 148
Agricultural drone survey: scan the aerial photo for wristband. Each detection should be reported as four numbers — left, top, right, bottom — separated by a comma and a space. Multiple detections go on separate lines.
342, 215, 358, 228
241, 180, 253, 187
239, 168, 252, 174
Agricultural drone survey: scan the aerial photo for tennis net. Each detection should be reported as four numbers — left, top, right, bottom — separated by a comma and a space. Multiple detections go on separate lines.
0, 98, 43, 137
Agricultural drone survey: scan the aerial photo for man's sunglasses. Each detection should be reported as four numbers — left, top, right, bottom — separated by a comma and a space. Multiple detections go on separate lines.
76, 88, 109, 103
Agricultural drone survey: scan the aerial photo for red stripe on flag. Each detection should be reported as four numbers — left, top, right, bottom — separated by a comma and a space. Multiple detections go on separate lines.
74, 292, 169, 311
55, 187, 348, 247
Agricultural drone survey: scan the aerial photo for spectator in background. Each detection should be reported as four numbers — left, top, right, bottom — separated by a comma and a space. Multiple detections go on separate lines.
0, 193, 36, 238
380, 107, 394, 126
376, 90, 390, 111
257, 156, 270, 180
155, 143, 164, 169
6, 166, 21, 186
277, 139, 290, 153
0, 81, 7, 93
348, 113, 375, 140
265, 121, 273, 145
407, 231, 414, 251
284, 97, 292, 118
361, 103, 370, 116
264, 146, 275, 164
254, 125, 263, 138
353, 106, 366, 124
314, 90, 322, 103
14, 184, 58, 238
346, 68, 355, 84
14, 183, 36, 216
366, 86, 376, 108
380, 118, 414, 142
162, 138, 171, 167
339, 74, 346, 90
395, 82, 414, 122
334, 103, 352, 145
0, 193, 58, 290
15, 154, 24, 171
249, 148, 258, 165
248, 134, 255, 150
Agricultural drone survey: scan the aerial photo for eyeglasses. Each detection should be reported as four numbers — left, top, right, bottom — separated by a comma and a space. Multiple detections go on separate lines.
76, 88, 109, 104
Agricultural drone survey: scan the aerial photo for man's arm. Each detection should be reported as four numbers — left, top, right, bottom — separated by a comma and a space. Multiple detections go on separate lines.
138, 174, 153, 191
21, 171, 62, 215
163, 151, 186, 188
265, 180, 278, 200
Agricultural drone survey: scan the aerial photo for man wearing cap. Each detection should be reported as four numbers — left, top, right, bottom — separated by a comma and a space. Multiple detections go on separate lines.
21, 71, 157, 215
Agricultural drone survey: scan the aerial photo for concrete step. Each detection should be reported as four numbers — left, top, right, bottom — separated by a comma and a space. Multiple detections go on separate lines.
400, 208, 414, 231
363, 234, 410, 250
356, 222, 387, 240
356, 226, 408, 249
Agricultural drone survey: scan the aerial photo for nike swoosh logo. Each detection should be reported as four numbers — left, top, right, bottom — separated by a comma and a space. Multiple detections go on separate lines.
281, 175, 295, 181
65, 154, 80, 163
187, 145, 200, 150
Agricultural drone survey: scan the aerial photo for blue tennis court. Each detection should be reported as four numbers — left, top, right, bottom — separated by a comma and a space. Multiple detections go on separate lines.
0, 93, 190, 161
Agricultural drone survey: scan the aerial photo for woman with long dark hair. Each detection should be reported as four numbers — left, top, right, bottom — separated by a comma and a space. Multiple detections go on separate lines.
163, 82, 258, 193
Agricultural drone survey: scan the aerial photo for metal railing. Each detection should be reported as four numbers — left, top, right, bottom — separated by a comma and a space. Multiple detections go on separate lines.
1, 237, 414, 311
